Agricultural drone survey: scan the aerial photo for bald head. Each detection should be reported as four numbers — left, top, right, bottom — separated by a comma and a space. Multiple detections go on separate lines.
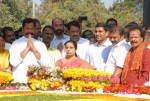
52, 17, 64, 35
52, 17, 64, 25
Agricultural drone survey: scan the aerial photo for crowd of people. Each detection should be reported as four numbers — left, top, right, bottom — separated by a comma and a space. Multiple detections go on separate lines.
0, 17, 150, 86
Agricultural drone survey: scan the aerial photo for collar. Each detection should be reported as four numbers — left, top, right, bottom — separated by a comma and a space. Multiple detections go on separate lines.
114, 39, 126, 47
96, 39, 111, 47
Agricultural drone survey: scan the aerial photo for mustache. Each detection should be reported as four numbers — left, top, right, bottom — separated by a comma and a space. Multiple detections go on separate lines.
72, 35, 78, 37
130, 41, 137, 44
25, 32, 34, 35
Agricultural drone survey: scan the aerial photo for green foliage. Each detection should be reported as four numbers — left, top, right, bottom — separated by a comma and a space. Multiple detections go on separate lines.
0, 0, 32, 30
0, 0, 143, 31
108, 0, 142, 26
36, 0, 110, 32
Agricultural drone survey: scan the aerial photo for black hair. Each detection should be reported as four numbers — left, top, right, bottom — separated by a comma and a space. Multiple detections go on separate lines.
33, 18, 40, 24
109, 26, 124, 36
68, 21, 80, 30
22, 18, 36, 28
82, 30, 93, 38
42, 25, 55, 34
106, 18, 118, 26
95, 23, 110, 32
14, 27, 22, 39
65, 40, 78, 57
128, 26, 145, 39
1, 26, 14, 39
64, 23, 69, 30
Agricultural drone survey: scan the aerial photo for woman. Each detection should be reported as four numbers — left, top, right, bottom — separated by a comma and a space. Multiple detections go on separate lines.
0, 35, 11, 72
56, 40, 95, 70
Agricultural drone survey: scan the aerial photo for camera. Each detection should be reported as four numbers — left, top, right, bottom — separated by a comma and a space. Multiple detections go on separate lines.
79, 16, 88, 21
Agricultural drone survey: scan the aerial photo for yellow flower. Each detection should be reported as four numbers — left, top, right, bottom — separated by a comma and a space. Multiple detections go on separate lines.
0, 71, 12, 84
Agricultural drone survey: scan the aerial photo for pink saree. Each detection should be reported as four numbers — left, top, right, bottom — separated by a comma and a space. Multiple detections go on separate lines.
56, 57, 95, 70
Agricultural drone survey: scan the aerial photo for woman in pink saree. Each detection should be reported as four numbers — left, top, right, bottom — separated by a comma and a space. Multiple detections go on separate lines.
56, 40, 95, 70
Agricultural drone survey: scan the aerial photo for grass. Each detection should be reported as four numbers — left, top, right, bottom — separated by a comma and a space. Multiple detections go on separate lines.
0, 94, 89, 101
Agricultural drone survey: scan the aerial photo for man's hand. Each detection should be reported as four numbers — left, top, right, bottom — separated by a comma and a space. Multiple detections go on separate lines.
57, 42, 63, 52
27, 34, 36, 52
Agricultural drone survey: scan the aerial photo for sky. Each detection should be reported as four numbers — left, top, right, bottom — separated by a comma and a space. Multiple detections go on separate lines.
36, 0, 114, 9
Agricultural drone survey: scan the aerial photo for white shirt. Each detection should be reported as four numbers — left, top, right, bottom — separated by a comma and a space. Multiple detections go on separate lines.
76, 38, 90, 60
9, 36, 50, 83
5, 42, 11, 50
62, 37, 90, 60
51, 34, 69, 49
105, 39, 131, 74
85, 39, 112, 71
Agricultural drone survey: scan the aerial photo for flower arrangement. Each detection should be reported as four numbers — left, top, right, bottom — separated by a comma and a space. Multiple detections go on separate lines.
63, 68, 119, 92
27, 66, 64, 91
0, 71, 17, 90
0, 71, 12, 85
103, 84, 150, 95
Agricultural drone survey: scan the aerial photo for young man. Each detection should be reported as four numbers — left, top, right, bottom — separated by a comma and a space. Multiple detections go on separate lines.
85, 23, 112, 70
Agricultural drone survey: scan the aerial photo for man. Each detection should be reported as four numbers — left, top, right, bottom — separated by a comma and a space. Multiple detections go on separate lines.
2, 26, 16, 44
33, 19, 42, 41
121, 26, 150, 86
85, 23, 112, 71
106, 18, 118, 28
42, 25, 62, 68
51, 17, 69, 52
9, 18, 49, 83
66, 20, 90, 60
105, 26, 131, 78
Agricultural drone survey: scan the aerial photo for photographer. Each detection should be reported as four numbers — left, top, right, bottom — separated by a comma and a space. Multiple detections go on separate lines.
77, 16, 88, 36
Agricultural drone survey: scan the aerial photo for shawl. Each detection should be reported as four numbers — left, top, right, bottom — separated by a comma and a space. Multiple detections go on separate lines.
121, 43, 145, 84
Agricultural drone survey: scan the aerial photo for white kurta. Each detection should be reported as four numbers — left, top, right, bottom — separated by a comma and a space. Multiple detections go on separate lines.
105, 39, 131, 74
9, 36, 50, 83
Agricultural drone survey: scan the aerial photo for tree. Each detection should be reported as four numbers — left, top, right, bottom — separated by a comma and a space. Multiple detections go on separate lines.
36, 0, 110, 31
0, 0, 32, 30
108, 0, 143, 26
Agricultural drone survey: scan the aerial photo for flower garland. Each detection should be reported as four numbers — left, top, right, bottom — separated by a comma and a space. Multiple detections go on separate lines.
63, 68, 117, 92
103, 84, 150, 95
27, 66, 64, 91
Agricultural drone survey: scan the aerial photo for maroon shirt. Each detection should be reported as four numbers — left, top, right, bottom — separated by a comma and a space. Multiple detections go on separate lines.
126, 48, 150, 86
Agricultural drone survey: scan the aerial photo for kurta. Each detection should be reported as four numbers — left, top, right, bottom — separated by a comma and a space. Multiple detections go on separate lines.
9, 36, 50, 83
125, 48, 150, 85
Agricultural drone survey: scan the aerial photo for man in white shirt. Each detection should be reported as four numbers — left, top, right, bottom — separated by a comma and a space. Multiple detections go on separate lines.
51, 17, 69, 52
9, 18, 49, 83
86, 23, 112, 71
66, 21, 90, 60
105, 26, 131, 78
